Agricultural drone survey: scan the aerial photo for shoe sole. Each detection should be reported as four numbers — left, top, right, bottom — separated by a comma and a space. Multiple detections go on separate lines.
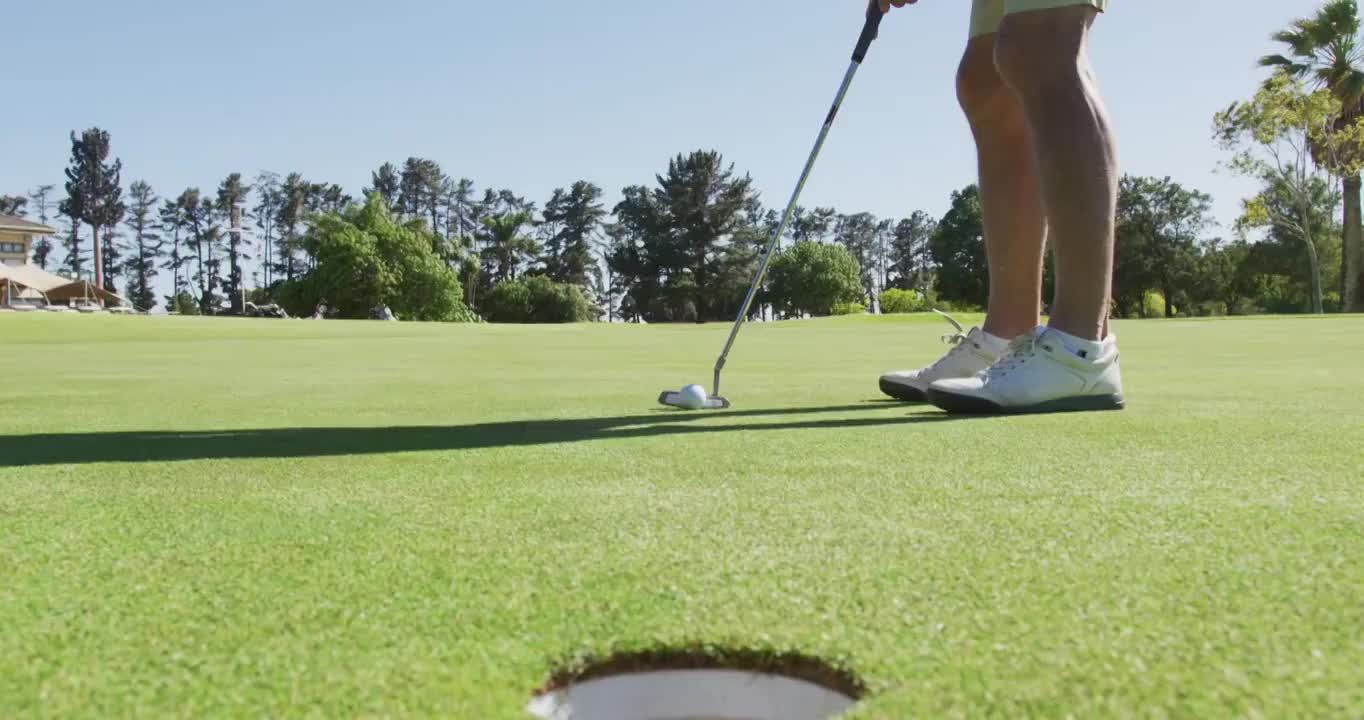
879, 378, 928, 403
927, 388, 1126, 415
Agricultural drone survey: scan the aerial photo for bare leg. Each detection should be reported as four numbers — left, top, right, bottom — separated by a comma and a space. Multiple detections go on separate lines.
957, 35, 1048, 340
995, 6, 1117, 341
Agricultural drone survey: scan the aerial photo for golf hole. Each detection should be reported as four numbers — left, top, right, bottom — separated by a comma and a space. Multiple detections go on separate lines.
528, 648, 864, 720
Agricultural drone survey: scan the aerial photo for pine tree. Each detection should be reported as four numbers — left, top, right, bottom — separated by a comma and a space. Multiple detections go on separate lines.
398, 157, 444, 235
216, 173, 252, 314
173, 189, 219, 313
60, 128, 125, 290
929, 186, 989, 307
101, 223, 125, 294
542, 181, 606, 291
253, 172, 282, 288
123, 181, 164, 310
541, 188, 568, 277
609, 151, 761, 321
160, 197, 191, 298
274, 173, 309, 282
889, 211, 936, 291
874, 218, 894, 303
28, 185, 57, 269
60, 206, 84, 277
789, 206, 837, 244
835, 212, 878, 302
0, 195, 27, 215
447, 178, 477, 242
365, 162, 401, 209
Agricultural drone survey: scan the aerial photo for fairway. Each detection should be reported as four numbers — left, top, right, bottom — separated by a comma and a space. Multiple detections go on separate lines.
2, 313, 1361, 718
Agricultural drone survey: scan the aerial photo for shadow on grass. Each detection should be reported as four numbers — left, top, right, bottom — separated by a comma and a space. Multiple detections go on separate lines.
0, 404, 967, 467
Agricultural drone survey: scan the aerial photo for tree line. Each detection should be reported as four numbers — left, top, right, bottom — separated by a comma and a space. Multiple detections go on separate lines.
0, 135, 1350, 322
0, 137, 949, 321
3, 1, 1362, 319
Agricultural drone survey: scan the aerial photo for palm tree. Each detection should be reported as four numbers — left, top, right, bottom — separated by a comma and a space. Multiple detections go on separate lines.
1261, 0, 1364, 311
480, 212, 539, 282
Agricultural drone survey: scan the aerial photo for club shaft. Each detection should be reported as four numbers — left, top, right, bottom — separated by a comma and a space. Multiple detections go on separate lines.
712, 60, 863, 397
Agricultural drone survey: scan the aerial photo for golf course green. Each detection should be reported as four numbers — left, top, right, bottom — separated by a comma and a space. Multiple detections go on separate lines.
1, 313, 1361, 718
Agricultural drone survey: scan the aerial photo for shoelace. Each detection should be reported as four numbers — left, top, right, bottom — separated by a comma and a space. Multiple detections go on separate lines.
926, 310, 974, 372
987, 332, 1040, 379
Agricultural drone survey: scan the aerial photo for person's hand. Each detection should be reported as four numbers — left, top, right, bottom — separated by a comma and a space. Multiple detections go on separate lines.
877, 0, 915, 12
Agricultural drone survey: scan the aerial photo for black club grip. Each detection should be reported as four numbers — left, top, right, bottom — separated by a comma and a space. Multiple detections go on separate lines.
853, 1, 885, 63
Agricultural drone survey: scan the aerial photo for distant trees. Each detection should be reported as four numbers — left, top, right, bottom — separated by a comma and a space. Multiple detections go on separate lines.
834, 212, 879, 304
253, 172, 282, 288
216, 173, 251, 314
1215, 75, 1352, 314
275, 173, 310, 282
1235, 175, 1341, 313
482, 276, 596, 323
10, 94, 1356, 320
28, 185, 56, 269
1261, 0, 1364, 310
123, 181, 163, 311
929, 185, 988, 308
542, 181, 606, 293
0, 195, 27, 215
60, 128, 125, 290
1113, 176, 1217, 317
277, 194, 474, 322
446, 178, 478, 245
480, 212, 539, 282
889, 212, 936, 292
398, 157, 446, 237
608, 150, 762, 322
59, 204, 84, 278
170, 188, 219, 314
766, 241, 863, 318
789, 206, 837, 245
365, 162, 401, 210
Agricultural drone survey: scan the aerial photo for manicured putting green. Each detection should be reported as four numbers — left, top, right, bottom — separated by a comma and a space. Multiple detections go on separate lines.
1, 313, 1361, 717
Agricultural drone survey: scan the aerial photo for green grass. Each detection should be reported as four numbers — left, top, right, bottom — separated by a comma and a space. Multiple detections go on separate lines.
1, 312, 1361, 718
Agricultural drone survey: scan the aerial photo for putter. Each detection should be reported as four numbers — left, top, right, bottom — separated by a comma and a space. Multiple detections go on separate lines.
660, 1, 886, 411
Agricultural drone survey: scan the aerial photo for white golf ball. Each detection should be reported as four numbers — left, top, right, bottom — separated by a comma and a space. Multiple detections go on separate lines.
678, 384, 709, 410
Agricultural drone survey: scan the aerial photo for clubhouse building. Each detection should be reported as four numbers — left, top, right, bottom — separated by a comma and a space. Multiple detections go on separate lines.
0, 214, 127, 310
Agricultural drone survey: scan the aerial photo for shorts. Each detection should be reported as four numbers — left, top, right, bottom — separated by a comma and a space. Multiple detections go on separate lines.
970, 0, 1107, 38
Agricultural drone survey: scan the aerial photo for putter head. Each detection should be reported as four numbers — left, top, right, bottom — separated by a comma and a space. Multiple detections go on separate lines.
658, 390, 732, 410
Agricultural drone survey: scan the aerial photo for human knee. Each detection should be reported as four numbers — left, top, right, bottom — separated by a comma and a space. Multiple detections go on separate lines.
956, 39, 1016, 125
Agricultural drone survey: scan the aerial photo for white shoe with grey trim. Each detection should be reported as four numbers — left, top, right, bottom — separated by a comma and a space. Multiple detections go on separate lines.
927, 326, 1125, 414
879, 311, 1006, 402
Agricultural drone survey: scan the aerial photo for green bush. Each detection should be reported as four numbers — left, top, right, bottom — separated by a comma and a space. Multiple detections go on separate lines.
880, 288, 928, 314
1190, 301, 1228, 317
1142, 291, 1167, 318
274, 275, 321, 318
167, 292, 200, 316
483, 276, 595, 324
1323, 291, 1342, 313
482, 281, 533, 323
657, 276, 700, 323
766, 242, 864, 317
831, 301, 866, 316
276, 196, 476, 322
931, 299, 983, 314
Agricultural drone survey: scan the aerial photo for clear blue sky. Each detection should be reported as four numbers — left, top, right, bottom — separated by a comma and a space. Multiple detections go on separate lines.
0, 0, 1325, 266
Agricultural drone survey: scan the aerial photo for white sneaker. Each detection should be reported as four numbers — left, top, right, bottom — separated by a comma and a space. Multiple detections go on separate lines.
927, 327, 1125, 414
879, 311, 1006, 402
